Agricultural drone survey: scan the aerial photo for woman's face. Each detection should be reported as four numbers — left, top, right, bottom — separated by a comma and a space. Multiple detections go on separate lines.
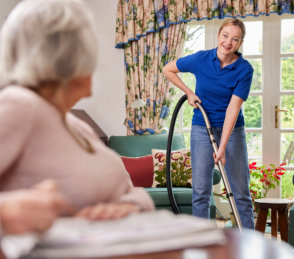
217, 25, 243, 56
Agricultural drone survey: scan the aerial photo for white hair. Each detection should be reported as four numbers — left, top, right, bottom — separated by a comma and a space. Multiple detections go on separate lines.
0, 0, 98, 88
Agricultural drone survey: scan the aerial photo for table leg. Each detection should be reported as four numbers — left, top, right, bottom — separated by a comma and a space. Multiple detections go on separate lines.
271, 209, 277, 238
255, 208, 268, 233
278, 208, 289, 242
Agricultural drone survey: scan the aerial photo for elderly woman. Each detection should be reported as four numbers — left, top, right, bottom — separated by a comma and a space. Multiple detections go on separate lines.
0, 0, 154, 224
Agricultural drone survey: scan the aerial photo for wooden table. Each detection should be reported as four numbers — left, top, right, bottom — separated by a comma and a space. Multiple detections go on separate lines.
255, 198, 294, 242
6, 229, 293, 259
107, 230, 294, 259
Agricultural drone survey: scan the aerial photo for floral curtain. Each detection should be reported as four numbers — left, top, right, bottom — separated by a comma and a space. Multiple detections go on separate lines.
115, 0, 294, 135
124, 23, 186, 135
115, 0, 294, 49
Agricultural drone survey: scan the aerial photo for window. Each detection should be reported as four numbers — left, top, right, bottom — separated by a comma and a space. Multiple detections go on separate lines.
167, 15, 294, 199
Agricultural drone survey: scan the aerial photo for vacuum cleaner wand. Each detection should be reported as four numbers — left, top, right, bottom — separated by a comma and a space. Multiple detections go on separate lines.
195, 101, 243, 230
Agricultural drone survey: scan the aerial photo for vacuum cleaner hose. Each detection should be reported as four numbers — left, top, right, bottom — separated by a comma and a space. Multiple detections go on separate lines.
166, 94, 187, 214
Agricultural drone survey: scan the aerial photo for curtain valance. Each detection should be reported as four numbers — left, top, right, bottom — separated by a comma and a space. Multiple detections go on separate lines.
115, 0, 294, 49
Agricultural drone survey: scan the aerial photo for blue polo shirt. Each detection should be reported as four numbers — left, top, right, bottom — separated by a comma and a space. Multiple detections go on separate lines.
176, 48, 253, 127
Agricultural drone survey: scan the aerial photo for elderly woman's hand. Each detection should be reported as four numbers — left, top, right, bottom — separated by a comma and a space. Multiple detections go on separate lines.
75, 202, 141, 220
0, 180, 75, 234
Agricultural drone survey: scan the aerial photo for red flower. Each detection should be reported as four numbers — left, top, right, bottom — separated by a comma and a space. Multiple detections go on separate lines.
249, 162, 257, 170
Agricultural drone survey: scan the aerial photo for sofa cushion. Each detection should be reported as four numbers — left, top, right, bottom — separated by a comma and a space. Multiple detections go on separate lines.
145, 187, 192, 206
151, 148, 192, 187
145, 187, 216, 218
108, 134, 186, 157
121, 155, 154, 187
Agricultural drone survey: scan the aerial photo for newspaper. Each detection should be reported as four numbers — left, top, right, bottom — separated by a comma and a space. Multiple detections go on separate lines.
2, 210, 226, 259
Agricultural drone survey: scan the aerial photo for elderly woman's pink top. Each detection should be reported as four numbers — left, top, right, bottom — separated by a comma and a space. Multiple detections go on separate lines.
0, 86, 154, 211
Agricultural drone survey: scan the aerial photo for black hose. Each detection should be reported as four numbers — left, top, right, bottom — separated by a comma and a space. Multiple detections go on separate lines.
166, 95, 187, 214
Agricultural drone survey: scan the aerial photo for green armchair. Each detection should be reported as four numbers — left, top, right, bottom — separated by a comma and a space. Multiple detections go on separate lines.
108, 133, 221, 218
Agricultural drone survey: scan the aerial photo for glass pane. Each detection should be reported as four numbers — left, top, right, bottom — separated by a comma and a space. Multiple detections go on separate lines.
182, 73, 195, 129
166, 87, 181, 129
281, 95, 294, 128
246, 132, 262, 161
282, 170, 294, 198
281, 57, 294, 90
244, 96, 262, 128
247, 58, 262, 91
281, 19, 294, 54
182, 73, 196, 91
182, 101, 193, 129
243, 21, 262, 55
281, 133, 294, 166
183, 25, 205, 56
183, 132, 191, 148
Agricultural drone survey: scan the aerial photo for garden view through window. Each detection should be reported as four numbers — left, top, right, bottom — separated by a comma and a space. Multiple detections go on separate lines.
166, 16, 294, 199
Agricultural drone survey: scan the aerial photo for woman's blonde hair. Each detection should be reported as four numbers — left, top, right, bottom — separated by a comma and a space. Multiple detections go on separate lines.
218, 18, 246, 41
0, 0, 98, 88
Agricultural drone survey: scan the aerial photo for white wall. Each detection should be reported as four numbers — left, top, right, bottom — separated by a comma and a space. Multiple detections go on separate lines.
76, 0, 126, 137
0, 0, 19, 25
0, 0, 126, 137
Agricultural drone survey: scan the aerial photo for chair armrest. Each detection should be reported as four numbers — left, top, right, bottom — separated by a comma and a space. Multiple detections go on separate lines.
213, 169, 221, 185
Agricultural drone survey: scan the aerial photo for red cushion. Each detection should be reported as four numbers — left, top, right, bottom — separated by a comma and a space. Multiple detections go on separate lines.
121, 155, 154, 187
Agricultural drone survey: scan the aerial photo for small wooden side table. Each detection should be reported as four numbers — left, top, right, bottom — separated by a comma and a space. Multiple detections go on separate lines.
255, 198, 294, 242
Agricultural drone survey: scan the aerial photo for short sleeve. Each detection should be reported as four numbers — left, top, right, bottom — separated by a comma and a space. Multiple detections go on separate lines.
176, 52, 199, 73
233, 65, 254, 101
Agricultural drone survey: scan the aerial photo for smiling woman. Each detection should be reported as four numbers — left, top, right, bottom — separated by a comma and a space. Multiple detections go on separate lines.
163, 18, 254, 229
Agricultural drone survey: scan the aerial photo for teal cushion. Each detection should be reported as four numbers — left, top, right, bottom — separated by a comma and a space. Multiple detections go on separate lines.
155, 206, 192, 215
108, 133, 186, 157
145, 187, 216, 218
145, 187, 192, 206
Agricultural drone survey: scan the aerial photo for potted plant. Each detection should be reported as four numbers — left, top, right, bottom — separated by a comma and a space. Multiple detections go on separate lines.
214, 162, 286, 225
249, 162, 286, 203
216, 162, 286, 201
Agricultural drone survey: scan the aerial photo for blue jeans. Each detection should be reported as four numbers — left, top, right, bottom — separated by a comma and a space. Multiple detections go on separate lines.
190, 125, 254, 229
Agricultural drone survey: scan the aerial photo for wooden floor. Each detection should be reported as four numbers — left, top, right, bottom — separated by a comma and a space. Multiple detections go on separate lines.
215, 218, 281, 241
